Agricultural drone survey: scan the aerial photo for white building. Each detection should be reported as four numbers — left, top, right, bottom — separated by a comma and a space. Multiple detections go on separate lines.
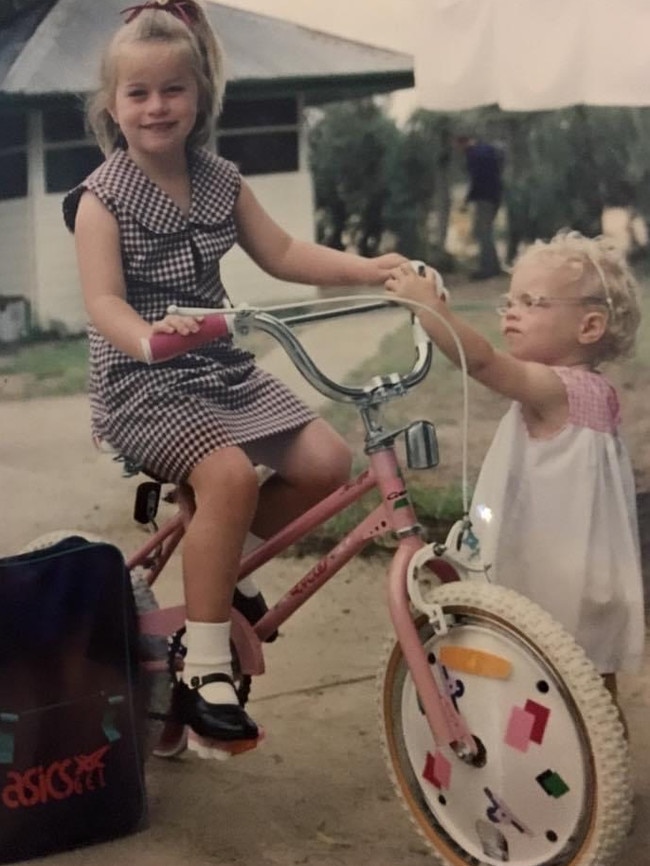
0, 0, 413, 335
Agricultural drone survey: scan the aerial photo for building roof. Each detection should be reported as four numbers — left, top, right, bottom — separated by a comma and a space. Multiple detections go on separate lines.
0, 0, 414, 103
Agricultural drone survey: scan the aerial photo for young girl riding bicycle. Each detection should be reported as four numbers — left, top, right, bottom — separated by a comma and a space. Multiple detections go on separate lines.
385, 231, 645, 707
63, 0, 404, 753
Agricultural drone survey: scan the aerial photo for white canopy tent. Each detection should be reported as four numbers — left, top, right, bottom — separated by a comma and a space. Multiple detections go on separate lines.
412, 0, 650, 111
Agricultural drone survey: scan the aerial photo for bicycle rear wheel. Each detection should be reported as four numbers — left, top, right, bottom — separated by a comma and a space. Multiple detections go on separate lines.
378, 582, 632, 866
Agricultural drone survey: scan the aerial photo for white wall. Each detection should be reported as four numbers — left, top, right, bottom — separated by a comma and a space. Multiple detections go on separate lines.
0, 110, 88, 334
30, 168, 318, 333
35, 194, 87, 333
0, 199, 32, 306
34, 168, 318, 333
221, 169, 318, 307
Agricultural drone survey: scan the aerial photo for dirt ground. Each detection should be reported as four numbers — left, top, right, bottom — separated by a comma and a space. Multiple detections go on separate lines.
1, 305, 650, 865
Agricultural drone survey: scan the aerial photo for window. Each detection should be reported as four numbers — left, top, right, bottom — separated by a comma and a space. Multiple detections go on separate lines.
42, 103, 103, 193
0, 114, 28, 149
219, 132, 298, 176
43, 104, 87, 142
217, 97, 299, 176
0, 112, 28, 200
45, 146, 105, 194
219, 98, 298, 129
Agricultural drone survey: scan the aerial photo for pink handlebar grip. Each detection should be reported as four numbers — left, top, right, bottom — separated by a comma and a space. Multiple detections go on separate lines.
142, 315, 231, 363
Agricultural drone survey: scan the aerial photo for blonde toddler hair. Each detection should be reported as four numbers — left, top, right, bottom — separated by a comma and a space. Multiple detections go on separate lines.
516, 230, 641, 364
87, 0, 225, 155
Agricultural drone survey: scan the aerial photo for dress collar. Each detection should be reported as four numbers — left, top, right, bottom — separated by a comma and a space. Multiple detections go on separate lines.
101, 148, 236, 233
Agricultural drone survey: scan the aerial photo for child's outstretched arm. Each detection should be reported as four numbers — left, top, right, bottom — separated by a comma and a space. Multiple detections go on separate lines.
234, 181, 405, 287
75, 192, 202, 360
384, 264, 568, 417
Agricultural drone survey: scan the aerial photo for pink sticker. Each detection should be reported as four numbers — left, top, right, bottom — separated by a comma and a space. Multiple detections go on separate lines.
422, 750, 452, 790
525, 700, 550, 744
505, 706, 535, 752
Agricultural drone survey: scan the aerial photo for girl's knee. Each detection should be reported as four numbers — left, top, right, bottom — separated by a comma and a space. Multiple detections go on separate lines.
324, 436, 353, 487
190, 447, 259, 506
303, 430, 352, 496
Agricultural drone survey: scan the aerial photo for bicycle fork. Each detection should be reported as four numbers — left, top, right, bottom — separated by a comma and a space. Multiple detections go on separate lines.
371, 448, 477, 759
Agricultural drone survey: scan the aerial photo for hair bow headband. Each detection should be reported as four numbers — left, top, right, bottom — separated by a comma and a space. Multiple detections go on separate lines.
120, 0, 199, 27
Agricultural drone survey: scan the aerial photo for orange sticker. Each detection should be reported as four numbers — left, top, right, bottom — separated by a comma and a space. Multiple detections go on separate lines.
439, 646, 512, 679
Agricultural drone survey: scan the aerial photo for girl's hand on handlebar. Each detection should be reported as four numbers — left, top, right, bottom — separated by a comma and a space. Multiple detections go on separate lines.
364, 252, 409, 283
151, 313, 204, 337
384, 263, 447, 308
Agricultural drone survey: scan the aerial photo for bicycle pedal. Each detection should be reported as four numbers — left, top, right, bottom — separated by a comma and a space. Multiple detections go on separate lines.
187, 727, 265, 761
152, 720, 188, 759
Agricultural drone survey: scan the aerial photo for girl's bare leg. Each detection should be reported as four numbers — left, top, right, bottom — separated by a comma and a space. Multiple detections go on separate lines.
178, 446, 260, 742
233, 420, 351, 638
184, 445, 259, 621
249, 418, 352, 538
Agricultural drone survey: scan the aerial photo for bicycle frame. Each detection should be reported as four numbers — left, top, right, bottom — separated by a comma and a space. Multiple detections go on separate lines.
133, 297, 477, 754
133, 441, 475, 753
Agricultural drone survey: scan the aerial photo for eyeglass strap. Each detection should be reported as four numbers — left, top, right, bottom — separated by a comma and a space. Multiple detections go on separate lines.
585, 253, 614, 314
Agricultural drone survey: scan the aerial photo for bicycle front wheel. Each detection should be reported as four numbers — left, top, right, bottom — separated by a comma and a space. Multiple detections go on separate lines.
379, 582, 632, 866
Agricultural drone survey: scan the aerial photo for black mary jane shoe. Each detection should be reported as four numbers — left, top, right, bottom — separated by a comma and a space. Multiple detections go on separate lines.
176, 673, 259, 742
233, 587, 279, 643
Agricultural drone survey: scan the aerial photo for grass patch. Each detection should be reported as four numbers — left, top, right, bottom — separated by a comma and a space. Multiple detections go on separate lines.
0, 338, 88, 378
0, 337, 89, 400
0, 316, 284, 402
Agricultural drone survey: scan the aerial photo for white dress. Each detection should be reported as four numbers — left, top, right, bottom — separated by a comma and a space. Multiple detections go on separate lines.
469, 366, 645, 673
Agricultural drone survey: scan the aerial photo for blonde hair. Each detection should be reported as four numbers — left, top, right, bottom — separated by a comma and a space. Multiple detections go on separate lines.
87, 0, 225, 155
515, 230, 642, 364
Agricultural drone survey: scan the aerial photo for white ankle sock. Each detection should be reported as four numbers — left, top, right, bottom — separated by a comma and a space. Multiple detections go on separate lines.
183, 620, 237, 705
237, 533, 264, 598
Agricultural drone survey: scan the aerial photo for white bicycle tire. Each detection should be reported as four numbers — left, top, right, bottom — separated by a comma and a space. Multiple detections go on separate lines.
378, 581, 632, 866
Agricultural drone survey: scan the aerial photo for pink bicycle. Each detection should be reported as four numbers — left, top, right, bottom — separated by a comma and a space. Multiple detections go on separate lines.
30, 298, 632, 866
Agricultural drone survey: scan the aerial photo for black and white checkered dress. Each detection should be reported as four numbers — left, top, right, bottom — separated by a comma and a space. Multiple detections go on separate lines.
63, 148, 315, 483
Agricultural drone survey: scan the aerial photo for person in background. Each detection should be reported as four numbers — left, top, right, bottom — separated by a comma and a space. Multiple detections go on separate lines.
456, 135, 504, 280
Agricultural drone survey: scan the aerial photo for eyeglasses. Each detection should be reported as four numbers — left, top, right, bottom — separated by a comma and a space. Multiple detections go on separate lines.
495, 293, 609, 316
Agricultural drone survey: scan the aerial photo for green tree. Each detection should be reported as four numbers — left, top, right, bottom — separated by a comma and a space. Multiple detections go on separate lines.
384, 109, 453, 262
308, 98, 650, 268
456, 105, 650, 257
308, 99, 400, 255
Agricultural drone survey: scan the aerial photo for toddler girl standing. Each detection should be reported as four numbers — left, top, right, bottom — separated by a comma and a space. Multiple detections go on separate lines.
63, 0, 405, 752
385, 231, 645, 699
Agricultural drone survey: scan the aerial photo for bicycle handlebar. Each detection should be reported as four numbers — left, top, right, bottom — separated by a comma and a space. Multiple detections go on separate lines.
141, 260, 446, 403
141, 314, 233, 364
142, 297, 433, 405
245, 303, 433, 404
